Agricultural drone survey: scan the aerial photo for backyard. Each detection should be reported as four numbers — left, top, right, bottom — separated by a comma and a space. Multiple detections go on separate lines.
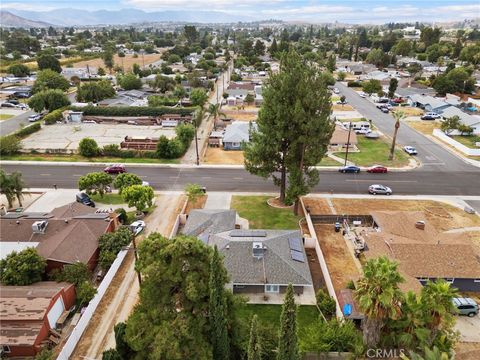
334, 136, 410, 167
231, 195, 301, 229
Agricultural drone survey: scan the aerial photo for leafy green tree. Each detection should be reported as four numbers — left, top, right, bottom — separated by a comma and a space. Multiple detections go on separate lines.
0, 135, 21, 156
78, 137, 100, 157
337, 71, 346, 81
28, 89, 70, 112
254, 40, 266, 56
76, 80, 115, 103
156, 136, 183, 159
98, 227, 132, 269
114, 322, 135, 359
52, 261, 90, 284
121, 185, 154, 212
326, 54, 336, 72
244, 50, 334, 208
118, 72, 142, 90
459, 44, 480, 65
97, 67, 106, 76
0, 169, 16, 208
247, 315, 262, 360
206, 103, 226, 123
190, 88, 209, 107
421, 27, 442, 48
366, 48, 388, 68
277, 284, 299, 360
393, 39, 412, 56
184, 25, 199, 44
176, 123, 195, 148
185, 183, 204, 204
316, 289, 336, 318
0, 248, 46, 285
269, 38, 278, 56
433, 67, 475, 95
209, 246, 230, 359
148, 75, 176, 93
77, 280, 97, 306
32, 69, 70, 93
35, 348, 54, 360
37, 53, 62, 73
441, 116, 461, 135
8, 63, 30, 77
102, 349, 121, 360
388, 78, 398, 98
244, 93, 255, 105
78, 172, 112, 197
354, 256, 404, 347
102, 50, 115, 74
362, 79, 382, 95
113, 173, 142, 195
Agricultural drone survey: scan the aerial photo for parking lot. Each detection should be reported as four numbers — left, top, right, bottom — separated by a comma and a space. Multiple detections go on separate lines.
21, 123, 176, 152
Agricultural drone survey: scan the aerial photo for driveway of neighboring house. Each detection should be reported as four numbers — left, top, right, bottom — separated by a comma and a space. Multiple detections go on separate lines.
204, 191, 232, 209
455, 314, 480, 342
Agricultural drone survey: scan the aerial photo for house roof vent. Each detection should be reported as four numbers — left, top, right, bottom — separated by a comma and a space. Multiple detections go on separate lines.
32, 220, 48, 234
252, 242, 264, 259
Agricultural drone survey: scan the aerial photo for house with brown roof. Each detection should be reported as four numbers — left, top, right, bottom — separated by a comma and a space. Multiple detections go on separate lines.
365, 211, 480, 292
0, 282, 76, 357
329, 124, 358, 151
0, 202, 118, 272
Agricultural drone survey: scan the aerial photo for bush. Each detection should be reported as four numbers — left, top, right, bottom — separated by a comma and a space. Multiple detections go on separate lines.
147, 95, 179, 107
79, 137, 100, 157
15, 122, 41, 138
70, 105, 194, 117
115, 208, 128, 224
0, 248, 46, 285
43, 109, 64, 125
118, 72, 142, 90
316, 289, 337, 318
0, 135, 22, 155
156, 136, 184, 159
347, 81, 362, 87
102, 144, 122, 157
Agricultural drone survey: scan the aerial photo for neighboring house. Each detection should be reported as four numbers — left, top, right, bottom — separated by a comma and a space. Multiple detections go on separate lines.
98, 90, 148, 107
395, 87, 436, 98
0, 202, 118, 272
365, 211, 480, 292
441, 107, 480, 134
329, 124, 358, 151
0, 282, 76, 357
222, 121, 256, 150
406, 94, 452, 113
182, 210, 314, 297
226, 82, 255, 98
62, 67, 97, 80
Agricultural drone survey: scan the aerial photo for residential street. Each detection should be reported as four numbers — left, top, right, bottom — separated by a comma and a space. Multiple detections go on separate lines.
1, 163, 479, 196
335, 82, 472, 172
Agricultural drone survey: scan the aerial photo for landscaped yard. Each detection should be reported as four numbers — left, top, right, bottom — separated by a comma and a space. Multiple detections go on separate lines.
318, 156, 342, 166
451, 135, 480, 149
90, 193, 125, 205
334, 136, 410, 167
231, 195, 301, 229
1, 153, 180, 164
235, 304, 319, 334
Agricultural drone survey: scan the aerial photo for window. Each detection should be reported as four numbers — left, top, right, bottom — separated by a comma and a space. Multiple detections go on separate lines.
2, 346, 11, 354
265, 284, 280, 293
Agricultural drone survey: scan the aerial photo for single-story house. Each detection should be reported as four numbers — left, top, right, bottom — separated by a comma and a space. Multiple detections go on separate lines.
329, 124, 358, 151
0, 202, 118, 272
406, 94, 452, 113
395, 87, 436, 98
441, 106, 480, 134
222, 121, 257, 150
0, 282, 76, 357
226, 82, 256, 98
365, 211, 480, 292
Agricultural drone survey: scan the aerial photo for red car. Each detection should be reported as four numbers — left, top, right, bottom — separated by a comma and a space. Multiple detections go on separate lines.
367, 165, 388, 173
392, 97, 404, 103
104, 164, 126, 174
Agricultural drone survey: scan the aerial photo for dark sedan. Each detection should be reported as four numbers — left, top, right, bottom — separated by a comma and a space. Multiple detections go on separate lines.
104, 164, 126, 174
338, 165, 361, 173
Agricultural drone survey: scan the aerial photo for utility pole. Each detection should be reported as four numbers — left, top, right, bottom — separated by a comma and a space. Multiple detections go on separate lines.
131, 235, 141, 285
344, 123, 352, 166
194, 117, 200, 166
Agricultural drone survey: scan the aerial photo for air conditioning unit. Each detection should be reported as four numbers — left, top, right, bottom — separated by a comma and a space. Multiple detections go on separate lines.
32, 220, 48, 234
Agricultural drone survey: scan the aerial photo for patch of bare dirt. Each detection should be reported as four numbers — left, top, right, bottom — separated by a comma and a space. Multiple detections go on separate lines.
204, 147, 245, 164
302, 197, 333, 215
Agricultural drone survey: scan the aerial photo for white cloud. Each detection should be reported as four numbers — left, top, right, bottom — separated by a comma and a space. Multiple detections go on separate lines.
2, 2, 57, 11
124, 0, 286, 10
261, 5, 354, 16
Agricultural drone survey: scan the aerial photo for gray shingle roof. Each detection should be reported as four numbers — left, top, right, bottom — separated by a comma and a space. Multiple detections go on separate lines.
223, 121, 256, 143
441, 107, 480, 127
182, 209, 237, 239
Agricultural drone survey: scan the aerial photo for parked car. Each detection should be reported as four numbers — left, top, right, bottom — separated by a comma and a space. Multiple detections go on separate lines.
1, 102, 16, 108
76, 192, 95, 207
104, 164, 126, 174
142, 180, 150, 186
11, 91, 31, 99
337, 100, 348, 105
404, 146, 417, 155
7, 99, 20, 105
355, 128, 372, 135
365, 131, 380, 139
378, 98, 389, 103
368, 184, 392, 195
28, 113, 42, 122
421, 114, 437, 120
452, 297, 479, 317
130, 220, 146, 236
424, 112, 441, 119
339, 165, 361, 173
380, 107, 389, 113
333, 88, 340, 94
392, 97, 404, 104
367, 165, 388, 173
359, 92, 367, 98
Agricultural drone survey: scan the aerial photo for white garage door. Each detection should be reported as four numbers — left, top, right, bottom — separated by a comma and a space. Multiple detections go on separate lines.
47, 296, 65, 328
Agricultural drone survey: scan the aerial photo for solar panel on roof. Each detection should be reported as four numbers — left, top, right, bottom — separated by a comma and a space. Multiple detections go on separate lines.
288, 237, 303, 252
229, 230, 267, 237
290, 250, 305, 263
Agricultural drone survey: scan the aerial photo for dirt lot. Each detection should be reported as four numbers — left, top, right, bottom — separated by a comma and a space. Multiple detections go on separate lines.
331, 198, 480, 231
302, 197, 333, 215
204, 147, 245, 164
72, 53, 164, 72
222, 107, 258, 121
393, 107, 424, 116
306, 248, 326, 291
456, 342, 480, 360
314, 225, 361, 292
332, 104, 355, 111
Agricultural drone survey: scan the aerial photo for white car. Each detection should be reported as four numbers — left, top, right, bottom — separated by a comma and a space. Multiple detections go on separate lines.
368, 184, 392, 195
130, 220, 146, 236
359, 92, 367, 98
424, 112, 441, 119
355, 128, 372, 135
142, 180, 150, 186
404, 146, 418, 155
333, 88, 340, 94
28, 113, 41, 122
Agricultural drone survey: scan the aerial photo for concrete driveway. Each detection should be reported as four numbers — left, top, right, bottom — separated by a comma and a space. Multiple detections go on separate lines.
455, 314, 480, 342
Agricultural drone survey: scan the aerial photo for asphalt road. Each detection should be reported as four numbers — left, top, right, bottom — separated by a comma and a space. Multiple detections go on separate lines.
0, 109, 34, 136
1, 163, 479, 196
336, 82, 473, 172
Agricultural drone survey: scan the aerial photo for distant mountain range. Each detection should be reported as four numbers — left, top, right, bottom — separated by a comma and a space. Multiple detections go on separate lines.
0, 10, 53, 27
6, 8, 254, 26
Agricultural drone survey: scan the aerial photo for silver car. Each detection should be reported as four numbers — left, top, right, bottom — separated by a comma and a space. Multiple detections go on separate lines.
452, 297, 479, 317
368, 184, 392, 195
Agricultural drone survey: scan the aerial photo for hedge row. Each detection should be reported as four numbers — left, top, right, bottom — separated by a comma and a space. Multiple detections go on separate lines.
43, 109, 64, 125
15, 122, 41, 138
347, 81, 362, 87
69, 105, 195, 117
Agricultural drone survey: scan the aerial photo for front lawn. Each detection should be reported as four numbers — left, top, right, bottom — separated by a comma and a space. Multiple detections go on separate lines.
0, 114, 14, 121
90, 193, 125, 205
231, 196, 301, 229
334, 136, 410, 167
451, 135, 480, 149
318, 156, 342, 166
235, 304, 319, 334
1, 153, 180, 164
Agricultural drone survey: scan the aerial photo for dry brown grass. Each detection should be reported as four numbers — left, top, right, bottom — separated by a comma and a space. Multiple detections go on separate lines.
332, 104, 355, 111
405, 120, 440, 135
455, 342, 480, 360
302, 197, 333, 215
314, 225, 361, 291
331, 199, 480, 231
394, 107, 424, 116
204, 147, 245, 164
73, 53, 164, 72
185, 195, 207, 214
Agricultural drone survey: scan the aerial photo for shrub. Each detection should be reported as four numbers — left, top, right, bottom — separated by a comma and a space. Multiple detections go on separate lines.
347, 81, 362, 87
102, 144, 122, 157
0, 135, 22, 155
156, 136, 183, 159
15, 122, 41, 138
79, 138, 100, 157
316, 289, 337, 317
43, 109, 64, 125
70, 105, 194, 117
0, 248, 46, 285
115, 208, 128, 224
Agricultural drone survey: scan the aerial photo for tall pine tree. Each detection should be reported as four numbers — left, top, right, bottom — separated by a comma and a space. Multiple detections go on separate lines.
277, 284, 299, 360
209, 246, 230, 360
247, 315, 262, 360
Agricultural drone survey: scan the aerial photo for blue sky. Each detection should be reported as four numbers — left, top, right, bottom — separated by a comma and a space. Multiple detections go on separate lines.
2, 0, 480, 23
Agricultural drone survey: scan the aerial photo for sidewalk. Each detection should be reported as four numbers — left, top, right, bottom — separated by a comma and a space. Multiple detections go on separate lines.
204, 192, 232, 209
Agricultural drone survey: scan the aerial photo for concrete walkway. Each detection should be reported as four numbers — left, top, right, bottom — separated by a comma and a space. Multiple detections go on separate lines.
204, 191, 232, 209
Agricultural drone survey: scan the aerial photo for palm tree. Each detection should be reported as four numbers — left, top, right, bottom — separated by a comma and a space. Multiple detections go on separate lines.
0, 170, 15, 208
354, 256, 404, 347
389, 111, 405, 161
207, 103, 226, 130
10, 171, 26, 207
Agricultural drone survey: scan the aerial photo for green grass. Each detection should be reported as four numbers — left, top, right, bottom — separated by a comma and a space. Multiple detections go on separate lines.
334, 136, 410, 167
231, 196, 301, 229
451, 135, 480, 149
0, 114, 14, 121
236, 304, 319, 333
318, 156, 342, 166
1, 153, 180, 164
90, 193, 125, 205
